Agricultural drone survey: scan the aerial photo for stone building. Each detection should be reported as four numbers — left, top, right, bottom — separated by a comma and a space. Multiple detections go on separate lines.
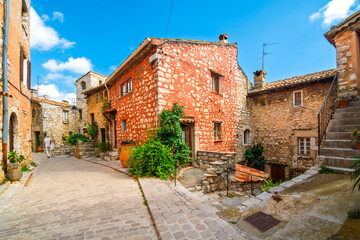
31, 93, 80, 151
75, 71, 107, 133
82, 86, 110, 144
99, 35, 249, 162
325, 10, 360, 95
0, 0, 32, 173
247, 69, 336, 177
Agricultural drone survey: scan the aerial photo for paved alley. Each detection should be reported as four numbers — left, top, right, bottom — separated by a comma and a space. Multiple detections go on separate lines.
0, 153, 157, 240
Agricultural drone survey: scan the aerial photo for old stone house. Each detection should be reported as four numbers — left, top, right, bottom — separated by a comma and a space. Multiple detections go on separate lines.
82, 86, 110, 144
99, 35, 249, 162
75, 71, 107, 133
247, 69, 336, 178
31, 93, 80, 151
0, 0, 32, 174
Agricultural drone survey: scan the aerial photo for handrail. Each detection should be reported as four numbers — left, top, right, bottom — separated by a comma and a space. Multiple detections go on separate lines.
318, 73, 338, 155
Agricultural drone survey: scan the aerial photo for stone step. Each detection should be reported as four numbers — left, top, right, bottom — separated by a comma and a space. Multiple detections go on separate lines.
335, 105, 360, 113
330, 118, 360, 125
321, 155, 357, 168
328, 124, 360, 132
324, 165, 355, 173
347, 101, 360, 107
78, 147, 95, 151
322, 140, 354, 148
325, 132, 352, 140
333, 112, 360, 119
320, 147, 360, 158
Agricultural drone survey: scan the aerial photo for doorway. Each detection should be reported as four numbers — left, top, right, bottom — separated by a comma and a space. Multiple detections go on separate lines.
9, 113, 18, 152
101, 128, 106, 143
181, 123, 194, 160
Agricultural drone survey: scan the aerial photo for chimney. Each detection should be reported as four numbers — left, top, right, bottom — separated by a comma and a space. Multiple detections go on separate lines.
219, 34, 228, 43
253, 69, 266, 89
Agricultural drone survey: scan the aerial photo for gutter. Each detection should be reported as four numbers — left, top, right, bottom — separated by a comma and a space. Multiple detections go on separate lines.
2, 0, 9, 173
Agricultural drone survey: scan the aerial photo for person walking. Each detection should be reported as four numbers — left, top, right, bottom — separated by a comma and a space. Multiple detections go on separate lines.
44, 135, 51, 158
50, 136, 56, 157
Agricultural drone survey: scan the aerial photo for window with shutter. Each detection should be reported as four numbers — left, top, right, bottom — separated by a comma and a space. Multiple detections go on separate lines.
293, 91, 303, 106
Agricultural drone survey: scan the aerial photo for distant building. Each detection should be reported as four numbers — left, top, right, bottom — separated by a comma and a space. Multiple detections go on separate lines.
75, 71, 107, 133
0, 0, 32, 173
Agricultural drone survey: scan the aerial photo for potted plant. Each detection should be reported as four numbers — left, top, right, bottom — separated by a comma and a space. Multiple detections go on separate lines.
351, 129, 360, 149
6, 151, 25, 181
337, 96, 349, 108
35, 139, 43, 152
119, 140, 135, 168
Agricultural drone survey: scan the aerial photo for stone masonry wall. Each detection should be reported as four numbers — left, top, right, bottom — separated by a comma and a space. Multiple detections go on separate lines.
0, 0, 32, 169
155, 40, 248, 154
248, 81, 332, 170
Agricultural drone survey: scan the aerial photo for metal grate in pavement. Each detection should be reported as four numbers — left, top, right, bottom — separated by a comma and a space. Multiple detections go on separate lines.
244, 211, 280, 232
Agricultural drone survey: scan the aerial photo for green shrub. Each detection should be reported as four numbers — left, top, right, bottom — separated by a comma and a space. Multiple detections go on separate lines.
351, 157, 360, 191
21, 165, 29, 172
96, 142, 112, 152
244, 144, 267, 171
128, 138, 174, 179
262, 179, 282, 192
87, 121, 98, 140
156, 102, 191, 165
67, 134, 89, 145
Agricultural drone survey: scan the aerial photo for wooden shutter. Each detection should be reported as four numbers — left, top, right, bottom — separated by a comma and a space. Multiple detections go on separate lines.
27, 61, 31, 89
20, 48, 24, 83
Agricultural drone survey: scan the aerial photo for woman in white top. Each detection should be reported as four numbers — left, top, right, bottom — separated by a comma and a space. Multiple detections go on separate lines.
50, 136, 56, 157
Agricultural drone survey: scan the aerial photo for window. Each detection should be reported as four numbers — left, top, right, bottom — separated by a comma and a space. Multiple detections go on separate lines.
90, 113, 95, 123
62, 111, 68, 120
244, 129, 250, 145
293, 90, 303, 106
99, 80, 102, 85
96, 91, 104, 103
298, 138, 311, 156
79, 109, 82, 119
81, 81, 86, 90
211, 72, 221, 94
119, 79, 132, 97
121, 120, 127, 131
213, 122, 222, 141
32, 109, 36, 118
20, 47, 30, 89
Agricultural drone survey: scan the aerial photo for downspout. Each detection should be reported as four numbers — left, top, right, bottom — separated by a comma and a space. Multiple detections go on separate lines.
104, 82, 112, 147
2, 0, 9, 173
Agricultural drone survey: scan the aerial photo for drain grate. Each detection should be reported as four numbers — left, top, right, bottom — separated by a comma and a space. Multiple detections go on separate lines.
244, 211, 280, 232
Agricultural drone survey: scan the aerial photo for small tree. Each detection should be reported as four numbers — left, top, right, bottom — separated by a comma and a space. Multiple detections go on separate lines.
244, 144, 267, 171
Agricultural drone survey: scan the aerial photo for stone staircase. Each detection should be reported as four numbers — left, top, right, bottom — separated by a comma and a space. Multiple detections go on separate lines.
319, 100, 360, 172
75, 141, 95, 158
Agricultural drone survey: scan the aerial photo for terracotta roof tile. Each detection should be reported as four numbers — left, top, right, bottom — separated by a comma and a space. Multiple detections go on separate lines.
249, 69, 336, 95
32, 97, 72, 107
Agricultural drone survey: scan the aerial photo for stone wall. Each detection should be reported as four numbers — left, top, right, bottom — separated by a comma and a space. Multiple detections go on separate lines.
75, 71, 107, 133
248, 81, 332, 170
0, 0, 32, 171
196, 150, 236, 169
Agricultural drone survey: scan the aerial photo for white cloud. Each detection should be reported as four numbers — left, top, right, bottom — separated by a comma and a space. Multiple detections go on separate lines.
43, 73, 76, 87
109, 65, 117, 71
30, 7, 75, 51
34, 84, 76, 103
42, 57, 93, 74
310, 0, 358, 26
52, 11, 64, 23
41, 14, 49, 21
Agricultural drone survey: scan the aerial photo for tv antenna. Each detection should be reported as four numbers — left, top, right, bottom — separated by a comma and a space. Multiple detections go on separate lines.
260, 42, 279, 70
37, 75, 40, 91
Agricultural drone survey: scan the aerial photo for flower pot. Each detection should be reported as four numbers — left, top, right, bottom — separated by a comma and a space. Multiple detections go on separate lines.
356, 143, 360, 149
338, 99, 347, 108
36, 146, 43, 152
6, 166, 22, 182
119, 144, 134, 168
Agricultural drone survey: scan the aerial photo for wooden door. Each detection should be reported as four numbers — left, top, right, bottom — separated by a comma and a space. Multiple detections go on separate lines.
181, 123, 194, 160
271, 165, 285, 182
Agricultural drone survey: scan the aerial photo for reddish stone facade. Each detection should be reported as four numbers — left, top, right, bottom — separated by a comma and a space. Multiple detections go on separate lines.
325, 10, 360, 95
0, 0, 32, 173
96, 36, 248, 158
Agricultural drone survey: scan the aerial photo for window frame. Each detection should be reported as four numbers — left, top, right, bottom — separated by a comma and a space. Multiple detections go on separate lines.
121, 119, 127, 131
244, 129, 250, 145
62, 110, 68, 120
119, 79, 132, 98
81, 81, 86, 90
293, 90, 303, 107
298, 137, 311, 156
213, 121, 222, 141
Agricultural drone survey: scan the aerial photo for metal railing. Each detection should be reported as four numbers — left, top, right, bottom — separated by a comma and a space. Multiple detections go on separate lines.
318, 73, 338, 155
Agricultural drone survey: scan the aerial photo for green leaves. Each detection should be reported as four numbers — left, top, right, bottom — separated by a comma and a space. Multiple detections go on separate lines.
88, 121, 99, 140
67, 134, 89, 145
351, 157, 360, 191
244, 144, 267, 171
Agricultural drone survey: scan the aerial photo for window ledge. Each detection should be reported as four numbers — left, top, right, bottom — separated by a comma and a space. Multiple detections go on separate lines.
119, 92, 133, 99
298, 155, 311, 159
211, 91, 223, 97
62, 120, 69, 124
214, 139, 222, 142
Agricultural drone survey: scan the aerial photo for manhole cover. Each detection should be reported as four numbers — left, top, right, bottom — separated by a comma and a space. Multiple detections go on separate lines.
244, 211, 280, 232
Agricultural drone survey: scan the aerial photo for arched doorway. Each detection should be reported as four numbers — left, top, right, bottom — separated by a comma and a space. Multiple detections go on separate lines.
9, 113, 19, 152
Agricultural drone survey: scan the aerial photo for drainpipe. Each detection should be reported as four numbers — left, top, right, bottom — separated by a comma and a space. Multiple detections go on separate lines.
2, 0, 10, 173
104, 82, 112, 147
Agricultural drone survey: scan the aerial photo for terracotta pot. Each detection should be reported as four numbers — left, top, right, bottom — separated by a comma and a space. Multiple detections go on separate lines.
6, 167, 22, 181
119, 144, 134, 168
338, 99, 347, 108
356, 142, 360, 149
36, 146, 42, 152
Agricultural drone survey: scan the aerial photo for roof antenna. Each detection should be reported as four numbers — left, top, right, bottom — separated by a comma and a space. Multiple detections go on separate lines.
260, 42, 279, 70
164, 0, 175, 38
37, 75, 40, 91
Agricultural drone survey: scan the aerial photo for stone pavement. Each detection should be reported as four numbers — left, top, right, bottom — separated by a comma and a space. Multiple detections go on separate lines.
0, 153, 157, 240
139, 178, 248, 240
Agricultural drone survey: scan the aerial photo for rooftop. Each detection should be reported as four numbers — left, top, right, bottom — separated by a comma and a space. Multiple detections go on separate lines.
32, 96, 72, 107
248, 69, 337, 95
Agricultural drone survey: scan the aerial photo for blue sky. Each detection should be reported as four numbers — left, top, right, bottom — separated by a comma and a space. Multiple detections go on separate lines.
30, 0, 359, 101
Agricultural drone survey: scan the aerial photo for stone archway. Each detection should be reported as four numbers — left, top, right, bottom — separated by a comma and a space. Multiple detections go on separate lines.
9, 113, 19, 153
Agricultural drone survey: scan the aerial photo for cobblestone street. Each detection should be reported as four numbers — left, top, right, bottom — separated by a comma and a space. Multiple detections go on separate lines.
0, 153, 157, 240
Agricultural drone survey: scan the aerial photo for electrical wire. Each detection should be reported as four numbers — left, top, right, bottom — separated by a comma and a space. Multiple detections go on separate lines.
164, 0, 175, 38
